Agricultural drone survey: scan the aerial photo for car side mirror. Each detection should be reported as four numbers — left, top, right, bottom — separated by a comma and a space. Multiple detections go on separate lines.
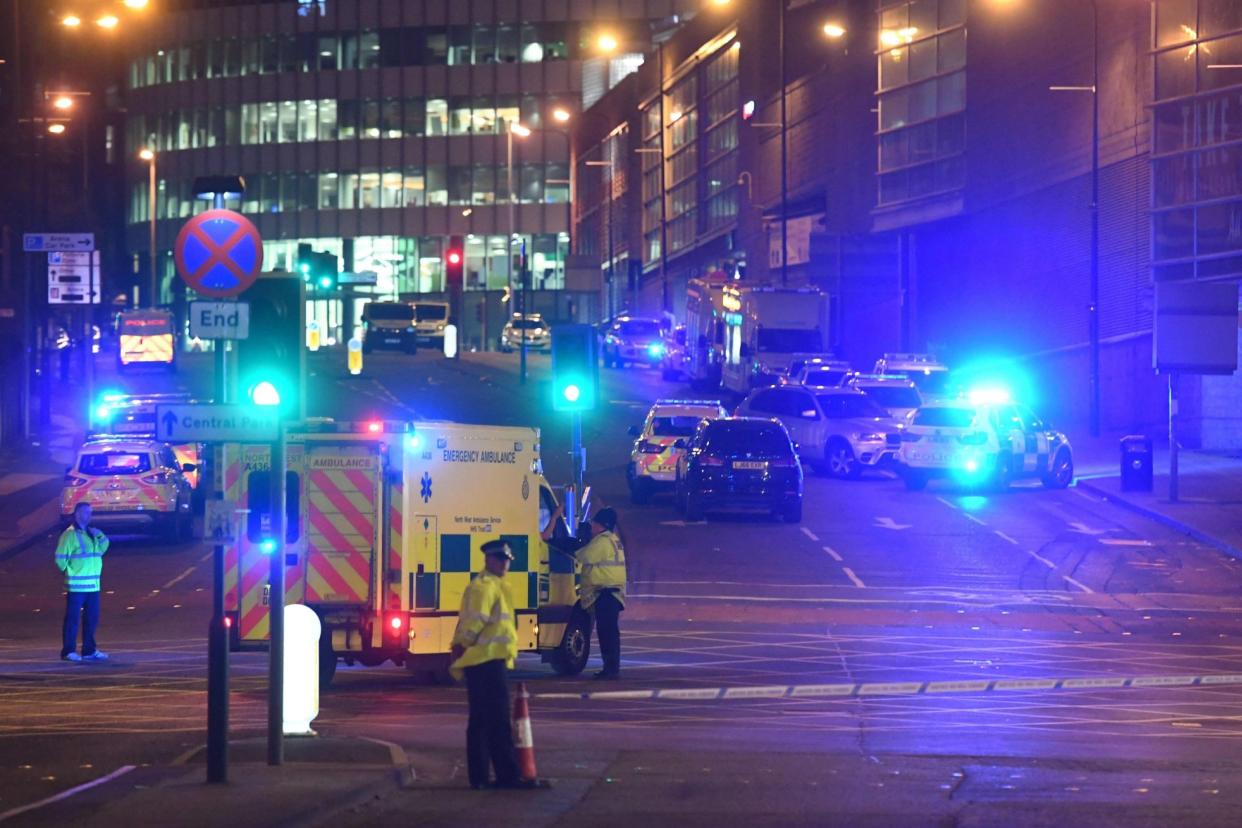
673, 439, 687, 450
181, 463, 197, 473
627, 425, 641, 437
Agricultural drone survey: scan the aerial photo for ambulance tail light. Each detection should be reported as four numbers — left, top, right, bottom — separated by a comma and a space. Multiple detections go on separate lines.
958, 432, 988, 446
384, 613, 407, 643
223, 615, 233, 628
64, 474, 89, 487
638, 441, 663, 454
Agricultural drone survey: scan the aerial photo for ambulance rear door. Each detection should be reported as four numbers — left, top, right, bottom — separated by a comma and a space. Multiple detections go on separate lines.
302, 442, 382, 608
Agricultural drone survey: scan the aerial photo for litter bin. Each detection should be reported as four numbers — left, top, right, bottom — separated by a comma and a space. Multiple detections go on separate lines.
1120, 435, 1153, 492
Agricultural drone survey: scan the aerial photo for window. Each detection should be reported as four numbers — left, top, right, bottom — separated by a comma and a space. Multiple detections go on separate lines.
380, 170, 403, 208
817, 394, 887, 419
402, 166, 425, 206
298, 100, 318, 142
318, 172, 340, 208
317, 99, 337, 140
279, 101, 298, 143
359, 31, 381, 69
359, 172, 381, 208
426, 99, 448, 136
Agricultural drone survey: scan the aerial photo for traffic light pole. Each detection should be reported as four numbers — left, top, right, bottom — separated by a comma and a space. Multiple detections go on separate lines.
571, 411, 584, 513
519, 240, 528, 385
267, 425, 286, 766
206, 490, 229, 784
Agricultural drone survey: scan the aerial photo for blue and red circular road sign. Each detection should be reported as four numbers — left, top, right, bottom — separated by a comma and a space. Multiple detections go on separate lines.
173, 209, 264, 298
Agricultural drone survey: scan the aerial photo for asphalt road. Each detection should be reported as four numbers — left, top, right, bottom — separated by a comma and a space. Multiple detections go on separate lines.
5, 347, 1242, 824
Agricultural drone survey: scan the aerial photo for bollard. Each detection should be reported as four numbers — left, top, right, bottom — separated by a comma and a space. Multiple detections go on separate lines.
307, 320, 321, 352
443, 324, 458, 359
283, 605, 321, 736
347, 335, 363, 375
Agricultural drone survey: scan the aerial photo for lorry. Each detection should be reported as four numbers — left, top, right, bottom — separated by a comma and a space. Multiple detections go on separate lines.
720, 285, 830, 395
220, 419, 589, 686
683, 274, 731, 389
116, 309, 176, 371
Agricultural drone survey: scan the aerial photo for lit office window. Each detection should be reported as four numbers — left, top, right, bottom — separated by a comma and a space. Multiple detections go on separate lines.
298, 100, 318, 142
318, 99, 337, 140
426, 99, 448, 136
318, 172, 339, 208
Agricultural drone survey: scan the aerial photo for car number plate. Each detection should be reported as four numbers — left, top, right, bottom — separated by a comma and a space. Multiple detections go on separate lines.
733, 461, 768, 470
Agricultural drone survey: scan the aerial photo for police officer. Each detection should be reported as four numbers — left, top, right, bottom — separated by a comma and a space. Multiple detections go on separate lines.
56, 502, 110, 662
576, 507, 627, 680
449, 539, 541, 790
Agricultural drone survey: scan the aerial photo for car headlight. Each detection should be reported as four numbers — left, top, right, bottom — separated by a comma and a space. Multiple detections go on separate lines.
855, 432, 884, 442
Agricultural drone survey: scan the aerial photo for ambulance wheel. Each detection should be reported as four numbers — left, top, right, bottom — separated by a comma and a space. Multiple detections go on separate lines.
1042, 450, 1074, 489
318, 636, 337, 688
549, 609, 592, 676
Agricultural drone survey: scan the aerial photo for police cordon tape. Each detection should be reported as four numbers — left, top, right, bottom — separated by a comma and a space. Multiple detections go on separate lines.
534, 673, 1242, 702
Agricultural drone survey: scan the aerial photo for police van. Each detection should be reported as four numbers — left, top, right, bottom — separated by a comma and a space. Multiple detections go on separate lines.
116, 309, 175, 371
219, 419, 587, 686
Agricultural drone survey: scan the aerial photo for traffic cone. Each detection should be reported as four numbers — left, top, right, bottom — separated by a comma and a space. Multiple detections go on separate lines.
512, 681, 538, 779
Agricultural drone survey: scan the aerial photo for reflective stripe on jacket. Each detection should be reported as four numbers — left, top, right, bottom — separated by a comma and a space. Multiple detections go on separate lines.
55, 525, 109, 593
449, 571, 518, 680
578, 530, 627, 610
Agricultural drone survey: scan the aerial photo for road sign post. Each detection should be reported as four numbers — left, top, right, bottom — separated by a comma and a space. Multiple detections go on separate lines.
206, 494, 233, 784
268, 427, 286, 767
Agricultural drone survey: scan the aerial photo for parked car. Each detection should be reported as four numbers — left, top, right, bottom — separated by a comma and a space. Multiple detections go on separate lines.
361, 301, 418, 354
660, 325, 691, 381
674, 417, 803, 522
601, 316, 665, 368
850, 374, 923, 423
735, 385, 902, 479
499, 313, 551, 352
61, 437, 195, 541
627, 398, 729, 503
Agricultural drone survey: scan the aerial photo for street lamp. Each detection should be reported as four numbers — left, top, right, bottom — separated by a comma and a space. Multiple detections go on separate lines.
52, 95, 74, 111
61, 14, 82, 27
46, 123, 66, 134
139, 148, 157, 308
507, 122, 530, 378
96, 14, 119, 29
596, 33, 619, 53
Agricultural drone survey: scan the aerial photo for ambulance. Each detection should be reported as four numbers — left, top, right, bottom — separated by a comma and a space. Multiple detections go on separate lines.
117, 309, 176, 371
720, 286, 830, 395
220, 419, 588, 686
684, 274, 730, 389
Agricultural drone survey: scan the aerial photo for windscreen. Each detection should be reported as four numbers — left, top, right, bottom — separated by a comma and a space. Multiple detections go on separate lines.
817, 394, 888, 419
511, 318, 546, 330
415, 305, 447, 321
616, 320, 661, 338
79, 452, 152, 475
803, 368, 849, 387
908, 370, 951, 396
757, 328, 822, 353
702, 423, 791, 457
366, 303, 415, 321
913, 407, 976, 428
863, 386, 922, 410
650, 416, 703, 437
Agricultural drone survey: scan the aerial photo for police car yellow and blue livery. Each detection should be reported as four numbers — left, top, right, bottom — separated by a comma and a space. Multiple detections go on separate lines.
627, 399, 729, 504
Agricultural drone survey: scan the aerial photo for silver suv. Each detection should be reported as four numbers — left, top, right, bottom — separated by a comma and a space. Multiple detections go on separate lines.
735, 386, 902, 479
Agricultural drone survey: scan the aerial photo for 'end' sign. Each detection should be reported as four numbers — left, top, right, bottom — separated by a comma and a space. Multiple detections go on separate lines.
190, 301, 250, 340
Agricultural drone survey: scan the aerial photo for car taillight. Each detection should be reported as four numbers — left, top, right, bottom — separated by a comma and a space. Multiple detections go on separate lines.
639, 441, 664, 454
901, 432, 922, 443
958, 432, 987, 445
699, 455, 726, 467
141, 472, 172, 484
64, 474, 89, 487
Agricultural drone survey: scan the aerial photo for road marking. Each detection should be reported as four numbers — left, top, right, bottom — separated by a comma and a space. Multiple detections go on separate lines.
1099, 538, 1154, 547
842, 567, 866, 589
801, 527, 819, 542
1017, 547, 1094, 594
199, 552, 213, 563
994, 531, 1019, 545
161, 567, 196, 590
1069, 522, 1107, 536
936, 497, 958, 510
1063, 576, 1095, 594
874, 517, 911, 531
822, 546, 843, 562
0, 765, 136, 823
535, 673, 1242, 703
962, 512, 987, 526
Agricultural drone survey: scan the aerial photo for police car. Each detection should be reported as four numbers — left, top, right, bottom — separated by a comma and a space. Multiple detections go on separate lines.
90, 392, 207, 491
873, 353, 950, 400
786, 357, 853, 388
849, 374, 922, 423
62, 437, 196, 541
627, 399, 729, 503
897, 391, 1074, 491
602, 316, 666, 368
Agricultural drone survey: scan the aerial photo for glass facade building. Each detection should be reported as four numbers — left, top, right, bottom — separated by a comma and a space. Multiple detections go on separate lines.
124, 0, 694, 316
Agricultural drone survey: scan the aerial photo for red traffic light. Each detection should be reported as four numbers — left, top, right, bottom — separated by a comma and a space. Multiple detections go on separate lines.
446, 235, 465, 287
447, 250, 462, 265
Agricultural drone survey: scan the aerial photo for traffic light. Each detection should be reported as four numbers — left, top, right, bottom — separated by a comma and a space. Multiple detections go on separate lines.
445, 235, 464, 287
236, 275, 306, 420
296, 244, 339, 290
551, 324, 598, 412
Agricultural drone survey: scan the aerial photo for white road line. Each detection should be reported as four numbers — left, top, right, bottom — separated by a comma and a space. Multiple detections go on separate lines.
842, 567, 866, 589
199, 552, 213, 563
801, 527, 819, 542
161, 567, 197, 590
1018, 547, 1095, 594
1064, 576, 1095, 594
994, 530, 1019, 545
1099, 539, 1153, 547
936, 496, 958, 510
962, 512, 987, 526
1026, 550, 1058, 569
0, 765, 136, 823
822, 546, 843, 562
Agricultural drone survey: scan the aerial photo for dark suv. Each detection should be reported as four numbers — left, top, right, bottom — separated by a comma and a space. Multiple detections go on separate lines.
673, 417, 803, 523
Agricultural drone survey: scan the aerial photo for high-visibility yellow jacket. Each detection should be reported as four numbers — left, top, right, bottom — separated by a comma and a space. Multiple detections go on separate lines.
577, 530, 626, 610
449, 571, 518, 680
55, 525, 110, 593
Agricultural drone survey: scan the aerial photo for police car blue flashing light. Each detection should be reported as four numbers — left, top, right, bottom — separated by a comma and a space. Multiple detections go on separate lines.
967, 387, 1012, 405
647, 342, 665, 358
407, 433, 423, 450
94, 403, 112, 421
259, 538, 277, 554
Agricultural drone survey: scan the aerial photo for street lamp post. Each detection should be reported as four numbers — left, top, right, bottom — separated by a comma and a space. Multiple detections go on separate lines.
586, 159, 616, 320
140, 149, 158, 308
507, 122, 531, 382
1050, 0, 1100, 437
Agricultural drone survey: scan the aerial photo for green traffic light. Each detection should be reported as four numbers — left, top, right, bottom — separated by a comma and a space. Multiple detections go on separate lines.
250, 380, 281, 407
562, 383, 581, 403
318, 275, 332, 289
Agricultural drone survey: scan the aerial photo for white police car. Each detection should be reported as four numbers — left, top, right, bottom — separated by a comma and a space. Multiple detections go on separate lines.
627, 399, 729, 503
898, 390, 1073, 491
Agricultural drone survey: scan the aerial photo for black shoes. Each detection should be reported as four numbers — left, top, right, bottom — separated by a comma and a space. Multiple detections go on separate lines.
593, 669, 620, 680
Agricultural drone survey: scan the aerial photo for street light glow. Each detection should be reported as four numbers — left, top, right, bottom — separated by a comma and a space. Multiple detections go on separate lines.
96, 14, 120, 28
62, 14, 82, 27
511, 122, 532, 137
552, 108, 571, 123
597, 33, 619, 53
47, 123, 66, 135
123, 0, 149, 7
139, 148, 155, 161
823, 23, 846, 39
52, 96, 74, 110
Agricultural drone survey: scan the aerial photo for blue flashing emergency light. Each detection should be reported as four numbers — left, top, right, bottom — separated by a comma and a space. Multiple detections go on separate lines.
968, 387, 1012, 406
647, 342, 665, 358
259, 538, 277, 555
407, 433, 423, 450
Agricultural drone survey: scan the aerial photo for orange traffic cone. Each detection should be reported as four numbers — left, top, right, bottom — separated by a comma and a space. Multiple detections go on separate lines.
512, 681, 538, 779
